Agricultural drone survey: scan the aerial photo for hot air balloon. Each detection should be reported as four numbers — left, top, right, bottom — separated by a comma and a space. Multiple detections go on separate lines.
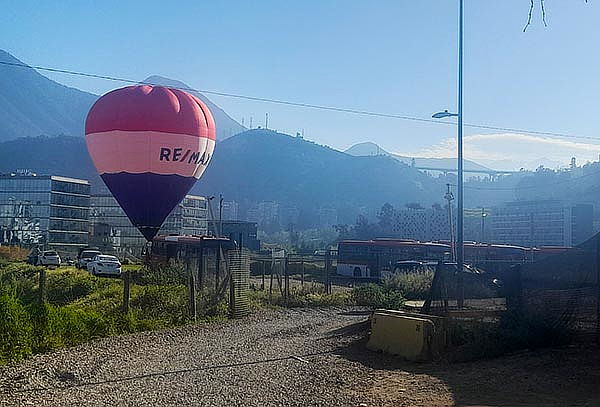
85, 85, 216, 241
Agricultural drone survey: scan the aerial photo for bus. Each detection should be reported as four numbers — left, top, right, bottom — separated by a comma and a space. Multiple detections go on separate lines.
336, 238, 574, 279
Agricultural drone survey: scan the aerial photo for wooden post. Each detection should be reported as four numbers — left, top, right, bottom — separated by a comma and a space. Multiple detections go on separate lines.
122, 270, 130, 313
261, 261, 265, 291
38, 268, 47, 305
269, 260, 274, 303
284, 256, 289, 306
506, 264, 523, 313
324, 250, 331, 294
198, 246, 204, 290
189, 261, 197, 321
215, 243, 221, 291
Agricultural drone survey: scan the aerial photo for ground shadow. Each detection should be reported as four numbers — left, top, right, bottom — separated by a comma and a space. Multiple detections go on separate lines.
331, 326, 600, 407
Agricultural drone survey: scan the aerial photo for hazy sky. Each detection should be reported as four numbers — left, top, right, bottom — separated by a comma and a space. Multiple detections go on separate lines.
1, 1, 599, 170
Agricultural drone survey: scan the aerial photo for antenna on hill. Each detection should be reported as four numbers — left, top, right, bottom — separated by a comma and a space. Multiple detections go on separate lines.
249, 117, 253, 129
265, 113, 269, 129
241, 117, 245, 127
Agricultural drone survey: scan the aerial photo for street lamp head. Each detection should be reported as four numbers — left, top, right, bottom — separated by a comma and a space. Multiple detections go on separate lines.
432, 110, 459, 119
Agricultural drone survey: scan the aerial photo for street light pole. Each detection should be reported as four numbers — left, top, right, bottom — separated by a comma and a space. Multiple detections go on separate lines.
456, 0, 465, 308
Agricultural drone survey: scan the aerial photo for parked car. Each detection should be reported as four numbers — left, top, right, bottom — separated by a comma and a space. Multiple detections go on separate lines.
87, 255, 122, 277
37, 250, 61, 266
77, 249, 102, 269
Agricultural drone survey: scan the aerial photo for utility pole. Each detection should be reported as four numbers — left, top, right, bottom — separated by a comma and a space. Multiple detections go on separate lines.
481, 207, 487, 243
444, 184, 456, 262
265, 113, 269, 129
219, 194, 224, 237
456, 0, 465, 308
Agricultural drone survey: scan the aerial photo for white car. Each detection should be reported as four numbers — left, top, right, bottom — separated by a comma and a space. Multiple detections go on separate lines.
87, 255, 122, 277
77, 249, 102, 269
38, 250, 61, 266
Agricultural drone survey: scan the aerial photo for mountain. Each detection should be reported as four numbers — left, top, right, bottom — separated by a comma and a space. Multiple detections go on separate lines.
345, 141, 493, 172
0, 132, 447, 225
191, 130, 446, 224
0, 50, 97, 141
0, 50, 245, 142
143, 75, 245, 141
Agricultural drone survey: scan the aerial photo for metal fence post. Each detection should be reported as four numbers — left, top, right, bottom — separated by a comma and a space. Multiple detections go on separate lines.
596, 236, 600, 344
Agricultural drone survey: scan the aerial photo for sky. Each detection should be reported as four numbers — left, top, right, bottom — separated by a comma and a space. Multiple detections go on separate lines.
1, 0, 599, 170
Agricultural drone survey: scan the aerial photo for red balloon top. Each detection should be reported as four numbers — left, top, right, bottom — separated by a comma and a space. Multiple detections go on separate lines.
85, 85, 216, 140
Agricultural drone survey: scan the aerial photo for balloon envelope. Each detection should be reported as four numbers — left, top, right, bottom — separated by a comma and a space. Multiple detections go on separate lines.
85, 85, 216, 241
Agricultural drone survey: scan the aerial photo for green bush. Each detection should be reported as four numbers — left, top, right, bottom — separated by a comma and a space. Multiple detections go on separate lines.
29, 303, 113, 352
247, 283, 352, 309
351, 284, 405, 309
0, 294, 33, 363
134, 261, 187, 286
46, 269, 98, 305
0, 262, 40, 302
0, 260, 238, 365
384, 271, 433, 300
131, 285, 189, 325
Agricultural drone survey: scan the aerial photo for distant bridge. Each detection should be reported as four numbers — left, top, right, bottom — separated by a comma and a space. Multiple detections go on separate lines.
414, 166, 520, 176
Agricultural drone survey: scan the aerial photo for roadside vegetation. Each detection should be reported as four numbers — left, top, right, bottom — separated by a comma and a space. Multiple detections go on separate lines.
0, 256, 227, 365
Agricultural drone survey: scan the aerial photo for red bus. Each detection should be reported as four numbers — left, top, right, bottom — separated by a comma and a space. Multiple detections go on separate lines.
336, 239, 573, 279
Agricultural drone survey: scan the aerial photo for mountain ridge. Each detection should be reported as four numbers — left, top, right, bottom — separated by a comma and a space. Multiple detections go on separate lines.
0, 50, 245, 142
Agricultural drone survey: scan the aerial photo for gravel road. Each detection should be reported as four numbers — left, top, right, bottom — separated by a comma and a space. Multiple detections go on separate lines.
0, 307, 372, 407
2, 307, 600, 407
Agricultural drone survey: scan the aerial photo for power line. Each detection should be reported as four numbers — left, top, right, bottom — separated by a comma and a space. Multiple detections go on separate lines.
1, 59, 598, 143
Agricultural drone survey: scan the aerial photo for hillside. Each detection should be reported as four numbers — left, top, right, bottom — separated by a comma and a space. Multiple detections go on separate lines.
345, 141, 493, 172
192, 130, 446, 223
0, 50, 245, 142
0, 50, 97, 141
0, 132, 447, 224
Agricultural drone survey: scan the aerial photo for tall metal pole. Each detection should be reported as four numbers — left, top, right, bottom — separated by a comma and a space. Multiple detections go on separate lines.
457, 0, 465, 308
481, 207, 485, 242
219, 194, 224, 237
445, 183, 456, 262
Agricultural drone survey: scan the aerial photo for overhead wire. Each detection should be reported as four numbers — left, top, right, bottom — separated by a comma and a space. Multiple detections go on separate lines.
1, 59, 598, 143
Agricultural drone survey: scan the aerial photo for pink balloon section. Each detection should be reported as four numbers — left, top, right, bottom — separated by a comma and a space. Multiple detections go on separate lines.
85, 85, 216, 241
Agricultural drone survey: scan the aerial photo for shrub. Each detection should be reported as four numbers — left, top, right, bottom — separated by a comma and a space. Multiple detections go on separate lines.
134, 261, 187, 286
46, 269, 98, 305
0, 294, 33, 363
29, 303, 113, 352
131, 285, 189, 325
0, 246, 29, 262
384, 271, 433, 300
0, 263, 40, 301
351, 284, 405, 309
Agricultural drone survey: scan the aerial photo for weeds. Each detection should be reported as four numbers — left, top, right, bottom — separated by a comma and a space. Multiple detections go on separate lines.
351, 284, 405, 309
0, 262, 228, 365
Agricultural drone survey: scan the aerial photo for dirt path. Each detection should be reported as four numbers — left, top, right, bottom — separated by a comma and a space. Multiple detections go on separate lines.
1, 308, 599, 406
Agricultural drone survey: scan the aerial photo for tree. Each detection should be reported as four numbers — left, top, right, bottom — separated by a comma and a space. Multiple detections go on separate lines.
377, 203, 395, 227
